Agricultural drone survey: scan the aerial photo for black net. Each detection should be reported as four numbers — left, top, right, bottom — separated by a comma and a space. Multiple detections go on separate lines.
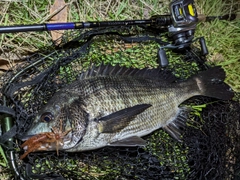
0, 25, 239, 180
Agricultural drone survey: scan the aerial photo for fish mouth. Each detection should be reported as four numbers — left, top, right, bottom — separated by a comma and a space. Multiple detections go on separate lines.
19, 130, 72, 160
19, 134, 35, 141
19, 121, 74, 159
20, 122, 51, 140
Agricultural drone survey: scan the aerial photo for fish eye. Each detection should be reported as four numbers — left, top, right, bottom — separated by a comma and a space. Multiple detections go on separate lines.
40, 112, 54, 123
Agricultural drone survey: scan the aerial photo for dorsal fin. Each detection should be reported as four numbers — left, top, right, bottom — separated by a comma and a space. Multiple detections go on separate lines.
78, 64, 176, 82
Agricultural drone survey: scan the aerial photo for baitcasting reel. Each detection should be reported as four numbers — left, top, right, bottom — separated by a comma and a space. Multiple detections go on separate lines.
169, 0, 198, 47
151, 0, 208, 67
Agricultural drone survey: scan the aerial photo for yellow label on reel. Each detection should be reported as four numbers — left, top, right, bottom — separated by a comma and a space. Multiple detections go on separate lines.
179, 7, 183, 15
188, 4, 195, 16
178, 4, 195, 17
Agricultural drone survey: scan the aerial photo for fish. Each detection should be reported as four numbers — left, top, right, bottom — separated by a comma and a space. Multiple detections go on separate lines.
20, 65, 234, 158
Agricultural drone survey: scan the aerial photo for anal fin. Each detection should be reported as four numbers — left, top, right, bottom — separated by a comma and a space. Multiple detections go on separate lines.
108, 136, 146, 147
162, 108, 189, 142
97, 104, 152, 133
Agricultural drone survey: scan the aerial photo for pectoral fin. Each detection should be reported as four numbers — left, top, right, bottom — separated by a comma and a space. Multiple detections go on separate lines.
108, 136, 146, 147
97, 104, 151, 133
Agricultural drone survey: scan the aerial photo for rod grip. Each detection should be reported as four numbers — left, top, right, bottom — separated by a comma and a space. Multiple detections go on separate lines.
0, 24, 46, 33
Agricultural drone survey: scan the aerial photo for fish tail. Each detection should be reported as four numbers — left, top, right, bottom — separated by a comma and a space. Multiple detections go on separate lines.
194, 66, 234, 100
163, 67, 234, 141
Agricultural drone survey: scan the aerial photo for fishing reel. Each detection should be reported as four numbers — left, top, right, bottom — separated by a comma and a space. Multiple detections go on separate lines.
169, 0, 198, 47
152, 0, 208, 67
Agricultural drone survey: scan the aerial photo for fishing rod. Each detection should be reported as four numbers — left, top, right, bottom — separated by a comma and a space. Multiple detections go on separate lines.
0, 13, 235, 33
0, 0, 237, 74
0, 19, 162, 33
0, 4, 236, 33
0, 0, 236, 67
0, 0, 192, 34
0, 0, 196, 67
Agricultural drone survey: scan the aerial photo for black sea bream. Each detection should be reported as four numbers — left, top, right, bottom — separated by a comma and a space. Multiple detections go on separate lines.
21, 65, 234, 154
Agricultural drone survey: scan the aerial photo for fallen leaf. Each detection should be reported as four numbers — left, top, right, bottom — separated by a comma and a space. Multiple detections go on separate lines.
0, 60, 11, 71
0, 51, 26, 71
0, 59, 23, 71
49, 0, 68, 45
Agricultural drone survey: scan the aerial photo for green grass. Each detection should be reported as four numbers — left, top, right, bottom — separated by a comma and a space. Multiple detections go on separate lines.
196, 0, 240, 92
0, 0, 171, 57
0, 145, 9, 179
0, 146, 7, 167
0, 0, 239, 178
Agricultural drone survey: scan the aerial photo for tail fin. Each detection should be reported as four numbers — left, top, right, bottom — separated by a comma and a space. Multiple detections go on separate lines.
194, 66, 234, 100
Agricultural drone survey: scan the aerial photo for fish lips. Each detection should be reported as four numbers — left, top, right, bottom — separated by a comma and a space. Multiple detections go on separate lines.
20, 134, 35, 141
19, 122, 50, 141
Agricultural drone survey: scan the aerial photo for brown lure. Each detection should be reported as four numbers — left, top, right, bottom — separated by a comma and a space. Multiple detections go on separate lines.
20, 121, 72, 159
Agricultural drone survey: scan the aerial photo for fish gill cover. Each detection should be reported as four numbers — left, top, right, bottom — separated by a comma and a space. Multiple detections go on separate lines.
0, 25, 239, 180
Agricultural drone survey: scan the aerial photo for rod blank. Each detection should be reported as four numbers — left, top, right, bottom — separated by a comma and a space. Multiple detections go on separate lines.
0, 18, 170, 33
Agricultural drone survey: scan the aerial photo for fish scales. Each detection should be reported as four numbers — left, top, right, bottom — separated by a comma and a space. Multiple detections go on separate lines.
80, 78, 179, 120
20, 65, 234, 156
64, 76, 192, 151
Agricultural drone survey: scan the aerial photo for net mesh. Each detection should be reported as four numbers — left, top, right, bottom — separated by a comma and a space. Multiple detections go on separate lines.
0, 25, 239, 180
